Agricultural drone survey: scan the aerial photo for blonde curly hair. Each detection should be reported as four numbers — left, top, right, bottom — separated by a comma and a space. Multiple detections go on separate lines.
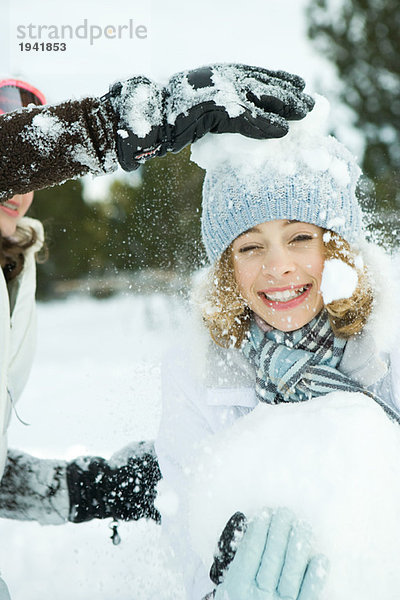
201, 230, 373, 349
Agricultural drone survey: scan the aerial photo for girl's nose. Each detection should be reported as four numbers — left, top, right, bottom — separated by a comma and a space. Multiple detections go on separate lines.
261, 249, 296, 277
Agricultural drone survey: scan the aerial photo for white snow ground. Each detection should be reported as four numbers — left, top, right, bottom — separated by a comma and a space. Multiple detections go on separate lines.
1, 293, 188, 600
3, 267, 400, 599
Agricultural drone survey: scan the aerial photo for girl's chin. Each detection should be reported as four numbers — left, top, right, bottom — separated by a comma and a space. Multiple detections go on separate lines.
0, 227, 17, 238
255, 305, 324, 331
0, 227, 16, 238
273, 319, 309, 332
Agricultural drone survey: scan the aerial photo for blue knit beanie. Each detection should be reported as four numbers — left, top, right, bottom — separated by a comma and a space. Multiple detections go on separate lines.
193, 96, 365, 263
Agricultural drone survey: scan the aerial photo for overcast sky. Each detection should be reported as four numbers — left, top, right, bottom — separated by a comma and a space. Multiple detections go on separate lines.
2, 0, 354, 197
2, 0, 334, 102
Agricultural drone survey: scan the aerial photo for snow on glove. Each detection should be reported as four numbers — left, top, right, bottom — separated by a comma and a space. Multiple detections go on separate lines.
105, 64, 315, 171
0, 444, 161, 525
213, 507, 329, 600
67, 441, 161, 523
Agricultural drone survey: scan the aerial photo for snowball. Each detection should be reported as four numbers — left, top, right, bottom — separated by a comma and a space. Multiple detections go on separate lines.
190, 94, 337, 177
321, 258, 358, 303
186, 393, 400, 599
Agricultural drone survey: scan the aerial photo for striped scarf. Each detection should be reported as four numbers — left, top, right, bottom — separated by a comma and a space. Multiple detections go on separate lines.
242, 310, 400, 423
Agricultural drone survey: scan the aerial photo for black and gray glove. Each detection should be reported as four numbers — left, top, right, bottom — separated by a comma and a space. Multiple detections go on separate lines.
105, 63, 315, 171
0, 443, 160, 526
67, 441, 161, 523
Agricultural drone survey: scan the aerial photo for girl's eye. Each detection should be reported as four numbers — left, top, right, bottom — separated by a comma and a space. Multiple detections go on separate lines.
239, 245, 261, 253
290, 234, 313, 243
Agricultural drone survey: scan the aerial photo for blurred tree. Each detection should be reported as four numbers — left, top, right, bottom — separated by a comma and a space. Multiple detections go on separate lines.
307, 0, 400, 217
105, 146, 205, 272
29, 146, 205, 298
29, 180, 109, 298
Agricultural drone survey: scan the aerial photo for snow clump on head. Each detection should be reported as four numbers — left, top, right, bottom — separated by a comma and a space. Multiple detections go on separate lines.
191, 94, 365, 263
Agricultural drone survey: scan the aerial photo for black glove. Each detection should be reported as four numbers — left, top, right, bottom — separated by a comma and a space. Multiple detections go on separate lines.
104, 63, 315, 171
67, 441, 161, 523
0, 445, 161, 526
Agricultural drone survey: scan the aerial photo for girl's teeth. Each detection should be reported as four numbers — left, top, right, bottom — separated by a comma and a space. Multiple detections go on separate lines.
265, 286, 308, 302
2, 202, 18, 211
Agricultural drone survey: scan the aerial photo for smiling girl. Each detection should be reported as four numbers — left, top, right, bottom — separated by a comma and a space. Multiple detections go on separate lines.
155, 106, 400, 598
231, 220, 325, 332
0, 179, 43, 600
0, 158, 44, 487
0, 69, 323, 599
0, 193, 33, 236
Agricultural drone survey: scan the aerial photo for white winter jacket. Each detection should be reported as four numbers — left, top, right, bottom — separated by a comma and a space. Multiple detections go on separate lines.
0, 217, 43, 480
155, 312, 400, 599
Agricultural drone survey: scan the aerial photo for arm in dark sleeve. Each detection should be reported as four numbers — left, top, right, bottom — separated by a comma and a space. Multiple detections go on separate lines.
0, 64, 315, 201
0, 96, 120, 201
0, 444, 161, 525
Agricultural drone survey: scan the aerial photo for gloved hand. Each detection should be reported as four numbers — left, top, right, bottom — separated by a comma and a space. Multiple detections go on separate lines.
104, 64, 315, 170
0, 443, 160, 525
213, 507, 329, 600
67, 441, 161, 523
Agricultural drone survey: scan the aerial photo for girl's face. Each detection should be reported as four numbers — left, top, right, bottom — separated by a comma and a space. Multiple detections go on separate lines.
232, 219, 325, 331
0, 192, 34, 238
